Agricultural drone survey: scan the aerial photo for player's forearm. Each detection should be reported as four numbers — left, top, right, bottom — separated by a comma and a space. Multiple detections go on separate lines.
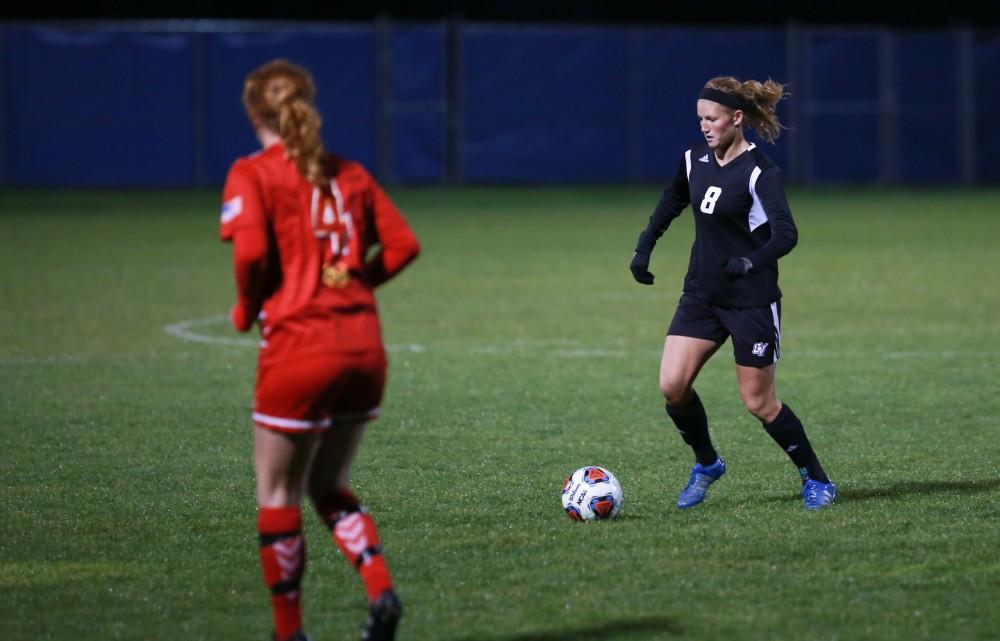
366, 232, 420, 288
636, 189, 687, 253
231, 226, 271, 313
748, 214, 797, 267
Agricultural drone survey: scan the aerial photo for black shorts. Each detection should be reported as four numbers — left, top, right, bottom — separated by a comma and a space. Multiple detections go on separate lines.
667, 294, 782, 368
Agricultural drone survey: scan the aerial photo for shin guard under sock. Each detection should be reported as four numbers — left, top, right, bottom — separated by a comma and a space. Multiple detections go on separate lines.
763, 403, 830, 483
258, 506, 305, 641
666, 390, 718, 466
315, 489, 393, 603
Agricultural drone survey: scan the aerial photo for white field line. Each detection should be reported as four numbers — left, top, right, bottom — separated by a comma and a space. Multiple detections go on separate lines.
6, 319, 993, 366
164, 315, 256, 346
162, 315, 426, 352
160, 316, 999, 361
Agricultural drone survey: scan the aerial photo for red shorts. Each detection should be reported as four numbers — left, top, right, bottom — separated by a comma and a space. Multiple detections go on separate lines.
252, 347, 387, 434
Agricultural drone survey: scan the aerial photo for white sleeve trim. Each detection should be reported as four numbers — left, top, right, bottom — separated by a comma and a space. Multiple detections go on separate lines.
748, 166, 768, 232
684, 149, 692, 180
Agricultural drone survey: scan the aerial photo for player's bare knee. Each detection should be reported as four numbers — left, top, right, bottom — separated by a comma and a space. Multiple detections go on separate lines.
257, 480, 298, 508
743, 396, 779, 422
660, 378, 692, 407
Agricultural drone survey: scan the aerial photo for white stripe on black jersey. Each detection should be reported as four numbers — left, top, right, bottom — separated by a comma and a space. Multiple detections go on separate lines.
636, 142, 797, 308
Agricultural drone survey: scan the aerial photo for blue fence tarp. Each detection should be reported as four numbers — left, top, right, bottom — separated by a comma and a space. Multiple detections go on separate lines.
6, 29, 197, 186
897, 32, 960, 183
1, 22, 997, 187
461, 25, 629, 183
388, 24, 447, 184
974, 31, 1000, 183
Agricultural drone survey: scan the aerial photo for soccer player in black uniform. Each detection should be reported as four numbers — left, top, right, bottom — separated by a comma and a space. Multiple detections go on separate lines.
629, 76, 836, 510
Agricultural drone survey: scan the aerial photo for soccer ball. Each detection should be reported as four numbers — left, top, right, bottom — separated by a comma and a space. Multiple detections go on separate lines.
560, 466, 623, 521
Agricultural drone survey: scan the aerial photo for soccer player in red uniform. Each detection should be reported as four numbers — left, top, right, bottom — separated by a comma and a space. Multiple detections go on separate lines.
220, 59, 420, 641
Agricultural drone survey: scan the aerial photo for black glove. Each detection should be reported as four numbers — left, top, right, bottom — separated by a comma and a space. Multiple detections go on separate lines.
724, 256, 753, 276
630, 251, 655, 285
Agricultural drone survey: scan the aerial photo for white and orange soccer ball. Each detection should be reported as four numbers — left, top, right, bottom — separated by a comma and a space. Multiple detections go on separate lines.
560, 466, 623, 521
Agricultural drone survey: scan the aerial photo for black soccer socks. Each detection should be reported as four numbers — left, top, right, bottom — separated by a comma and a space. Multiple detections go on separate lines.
666, 390, 719, 467
763, 403, 830, 484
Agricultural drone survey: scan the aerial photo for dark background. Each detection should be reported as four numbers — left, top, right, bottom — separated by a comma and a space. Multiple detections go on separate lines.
3, 0, 997, 27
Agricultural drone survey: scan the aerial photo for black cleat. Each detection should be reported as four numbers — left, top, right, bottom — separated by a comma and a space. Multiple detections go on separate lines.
361, 589, 403, 641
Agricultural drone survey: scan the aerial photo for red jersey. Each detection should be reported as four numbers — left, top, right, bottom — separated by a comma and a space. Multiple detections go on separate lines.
220, 143, 419, 354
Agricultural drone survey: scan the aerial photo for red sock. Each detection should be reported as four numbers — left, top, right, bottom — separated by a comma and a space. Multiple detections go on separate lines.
258, 506, 305, 641
316, 489, 394, 602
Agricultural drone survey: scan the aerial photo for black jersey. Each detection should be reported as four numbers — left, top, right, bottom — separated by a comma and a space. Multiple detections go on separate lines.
635, 142, 798, 308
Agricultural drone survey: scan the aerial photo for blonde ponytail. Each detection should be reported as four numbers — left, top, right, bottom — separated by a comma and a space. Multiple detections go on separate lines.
705, 76, 787, 143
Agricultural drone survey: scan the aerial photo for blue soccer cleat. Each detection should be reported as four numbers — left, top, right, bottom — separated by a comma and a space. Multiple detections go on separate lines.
802, 479, 837, 510
676, 457, 726, 509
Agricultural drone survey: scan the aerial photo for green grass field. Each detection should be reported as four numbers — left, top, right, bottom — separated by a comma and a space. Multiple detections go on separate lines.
2, 186, 999, 641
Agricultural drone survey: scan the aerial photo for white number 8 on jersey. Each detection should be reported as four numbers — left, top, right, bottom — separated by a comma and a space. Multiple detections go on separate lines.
700, 186, 722, 214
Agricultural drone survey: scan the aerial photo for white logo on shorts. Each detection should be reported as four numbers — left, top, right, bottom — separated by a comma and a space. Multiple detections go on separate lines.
752, 342, 769, 356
